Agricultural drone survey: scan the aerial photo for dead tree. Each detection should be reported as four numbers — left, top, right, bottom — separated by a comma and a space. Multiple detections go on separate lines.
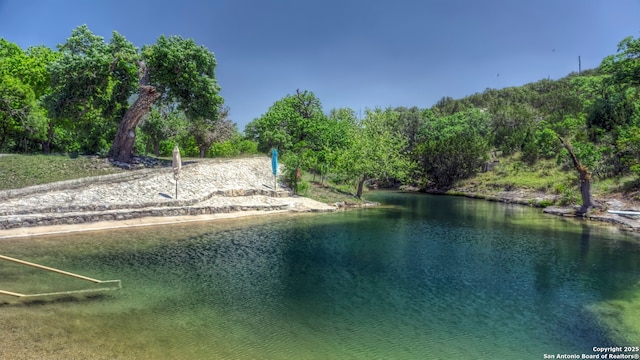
558, 136, 595, 214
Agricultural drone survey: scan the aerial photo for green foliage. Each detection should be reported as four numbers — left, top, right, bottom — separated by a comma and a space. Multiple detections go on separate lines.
282, 151, 303, 193
43, 26, 138, 155
0, 74, 36, 149
208, 137, 258, 157
0, 39, 55, 152
535, 126, 562, 159
246, 89, 327, 154
189, 106, 235, 157
46, 26, 138, 124
139, 104, 187, 156
210, 141, 237, 157
246, 90, 354, 186
416, 108, 491, 188
5, 29, 640, 198
586, 88, 636, 139
601, 36, 640, 87
558, 183, 579, 206
295, 180, 311, 196
143, 35, 222, 120
394, 106, 428, 151
617, 125, 640, 175
331, 107, 414, 197
490, 103, 537, 155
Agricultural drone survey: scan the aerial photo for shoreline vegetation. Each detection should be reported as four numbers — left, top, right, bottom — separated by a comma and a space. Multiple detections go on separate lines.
2, 153, 640, 236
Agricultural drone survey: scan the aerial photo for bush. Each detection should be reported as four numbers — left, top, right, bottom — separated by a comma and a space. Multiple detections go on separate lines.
296, 180, 310, 196
538, 199, 555, 207
559, 184, 579, 206
237, 139, 258, 155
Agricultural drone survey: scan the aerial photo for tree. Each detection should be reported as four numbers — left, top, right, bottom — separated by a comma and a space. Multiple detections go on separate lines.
416, 108, 491, 188
490, 103, 537, 155
139, 103, 186, 156
189, 106, 236, 158
0, 39, 53, 152
245, 89, 327, 154
110, 34, 222, 162
45, 26, 223, 162
394, 106, 426, 152
601, 36, 640, 87
557, 136, 595, 214
45, 26, 139, 155
0, 75, 35, 149
334, 108, 413, 198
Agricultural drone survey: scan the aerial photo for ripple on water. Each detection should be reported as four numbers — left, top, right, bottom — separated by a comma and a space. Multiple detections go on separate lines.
1, 193, 639, 359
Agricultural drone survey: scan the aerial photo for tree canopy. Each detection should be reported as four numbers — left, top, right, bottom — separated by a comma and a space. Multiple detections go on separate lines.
1, 25, 227, 161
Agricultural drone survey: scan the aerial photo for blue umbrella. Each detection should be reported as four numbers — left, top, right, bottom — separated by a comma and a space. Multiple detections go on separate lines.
271, 148, 278, 192
271, 148, 278, 176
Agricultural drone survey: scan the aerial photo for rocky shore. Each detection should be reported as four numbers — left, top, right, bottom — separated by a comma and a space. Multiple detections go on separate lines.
0, 157, 336, 238
440, 187, 640, 233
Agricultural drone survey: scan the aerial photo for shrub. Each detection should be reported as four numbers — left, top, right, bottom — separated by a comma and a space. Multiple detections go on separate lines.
559, 185, 579, 206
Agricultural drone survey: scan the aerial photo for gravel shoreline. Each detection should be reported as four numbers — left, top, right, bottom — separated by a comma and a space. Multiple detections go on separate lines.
0, 157, 336, 239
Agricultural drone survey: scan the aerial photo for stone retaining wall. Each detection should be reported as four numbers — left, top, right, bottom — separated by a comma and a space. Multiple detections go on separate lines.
0, 203, 293, 230
0, 169, 157, 201
0, 188, 291, 216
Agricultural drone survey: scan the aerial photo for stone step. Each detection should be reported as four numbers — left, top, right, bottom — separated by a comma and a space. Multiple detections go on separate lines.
0, 188, 292, 216
0, 203, 292, 230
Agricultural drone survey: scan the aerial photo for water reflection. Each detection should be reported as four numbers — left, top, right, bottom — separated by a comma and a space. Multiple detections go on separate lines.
0, 193, 639, 359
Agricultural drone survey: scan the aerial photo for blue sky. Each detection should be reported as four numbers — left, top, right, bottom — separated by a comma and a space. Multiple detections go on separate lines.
1, 0, 639, 131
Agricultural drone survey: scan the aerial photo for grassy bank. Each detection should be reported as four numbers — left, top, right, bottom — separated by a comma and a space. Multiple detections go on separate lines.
0, 154, 122, 191
293, 173, 366, 205
454, 153, 640, 207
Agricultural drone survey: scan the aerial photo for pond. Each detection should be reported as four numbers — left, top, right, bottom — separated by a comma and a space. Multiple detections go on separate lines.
1, 192, 639, 359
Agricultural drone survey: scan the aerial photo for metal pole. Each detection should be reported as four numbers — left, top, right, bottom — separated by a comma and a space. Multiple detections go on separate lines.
0, 289, 25, 297
0, 254, 102, 283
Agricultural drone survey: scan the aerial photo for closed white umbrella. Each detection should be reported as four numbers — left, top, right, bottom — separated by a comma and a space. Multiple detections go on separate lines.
172, 145, 182, 199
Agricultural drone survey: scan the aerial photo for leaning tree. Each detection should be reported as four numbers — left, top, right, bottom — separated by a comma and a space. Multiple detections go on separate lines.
111, 34, 222, 162
47, 25, 223, 162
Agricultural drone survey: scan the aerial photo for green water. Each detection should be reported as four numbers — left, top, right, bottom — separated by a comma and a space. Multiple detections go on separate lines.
1, 192, 639, 359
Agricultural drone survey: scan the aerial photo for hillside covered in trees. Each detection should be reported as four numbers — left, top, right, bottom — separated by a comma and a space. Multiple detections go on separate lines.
246, 36, 640, 210
3, 26, 640, 210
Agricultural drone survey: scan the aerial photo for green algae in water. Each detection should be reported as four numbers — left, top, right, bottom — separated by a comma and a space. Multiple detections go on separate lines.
1, 193, 639, 359
589, 282, 640, 345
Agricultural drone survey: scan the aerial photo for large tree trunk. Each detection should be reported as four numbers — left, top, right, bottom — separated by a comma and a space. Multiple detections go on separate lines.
579, 174, 594, 213
42, 121, 55, 154
356, 175, 367, 199
558, 136, 594, 214
109, 61, 161, 163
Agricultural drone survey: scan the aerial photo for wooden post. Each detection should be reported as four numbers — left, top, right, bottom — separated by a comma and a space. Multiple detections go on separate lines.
0, 254, 102, 283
